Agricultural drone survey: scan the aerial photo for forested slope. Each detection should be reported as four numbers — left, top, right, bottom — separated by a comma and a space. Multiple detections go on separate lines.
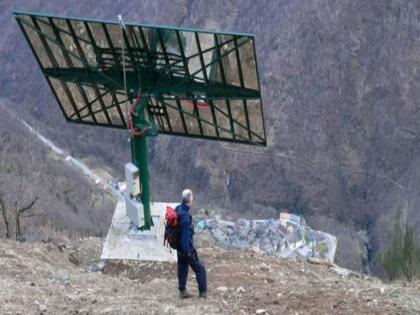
0, 0, 419, 273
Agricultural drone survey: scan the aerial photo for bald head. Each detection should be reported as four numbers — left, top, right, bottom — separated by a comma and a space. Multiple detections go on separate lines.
182, 189, 193, 206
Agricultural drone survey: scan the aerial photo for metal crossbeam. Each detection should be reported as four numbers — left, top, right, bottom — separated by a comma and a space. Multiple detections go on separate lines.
214, 34, 236, 140
157, 97, 253, 143
49, 17, 100, 124
234, 36, 252, 141
30, 17, 82, 121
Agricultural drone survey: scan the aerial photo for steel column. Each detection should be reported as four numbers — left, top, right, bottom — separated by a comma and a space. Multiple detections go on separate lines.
130, 96, 153, 230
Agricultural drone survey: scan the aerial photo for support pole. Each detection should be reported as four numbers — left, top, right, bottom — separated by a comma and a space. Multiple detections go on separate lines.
130, 95, 153, 230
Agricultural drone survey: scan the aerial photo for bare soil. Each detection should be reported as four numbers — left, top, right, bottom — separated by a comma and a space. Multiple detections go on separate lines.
1, 238, 419, 314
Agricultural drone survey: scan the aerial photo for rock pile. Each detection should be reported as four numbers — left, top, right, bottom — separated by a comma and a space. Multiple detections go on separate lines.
200, 212, 336, 262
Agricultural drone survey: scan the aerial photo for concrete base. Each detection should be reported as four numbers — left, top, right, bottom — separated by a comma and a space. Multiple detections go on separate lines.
101, 200, 178, 262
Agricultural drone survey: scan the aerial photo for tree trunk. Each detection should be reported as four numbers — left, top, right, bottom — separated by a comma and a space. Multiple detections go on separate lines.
15, 209, 21, 241
15, 197, 38, 241
0, 197, 10, 238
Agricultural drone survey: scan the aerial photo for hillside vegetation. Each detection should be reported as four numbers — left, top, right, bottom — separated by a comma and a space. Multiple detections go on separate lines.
0, 0, 418, 275
0, 104, 116, 241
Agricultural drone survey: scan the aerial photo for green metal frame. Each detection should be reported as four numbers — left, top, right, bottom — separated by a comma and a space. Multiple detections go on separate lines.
13, 9, 255, 37
130, 95, 154, 230
14, 11, 266, 143
14, 10, 267, 230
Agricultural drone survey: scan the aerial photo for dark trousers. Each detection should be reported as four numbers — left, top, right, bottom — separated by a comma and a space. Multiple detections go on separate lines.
177, 248, 207, 293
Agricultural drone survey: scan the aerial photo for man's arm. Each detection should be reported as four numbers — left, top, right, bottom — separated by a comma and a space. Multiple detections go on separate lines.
179, 214, 191, 254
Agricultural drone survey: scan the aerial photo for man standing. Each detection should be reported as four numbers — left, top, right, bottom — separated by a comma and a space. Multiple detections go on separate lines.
176, 189, 207, 299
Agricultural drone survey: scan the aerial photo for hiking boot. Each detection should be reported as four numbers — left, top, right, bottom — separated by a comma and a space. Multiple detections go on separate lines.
199, 291, 207, 299
179, 290, 192, 299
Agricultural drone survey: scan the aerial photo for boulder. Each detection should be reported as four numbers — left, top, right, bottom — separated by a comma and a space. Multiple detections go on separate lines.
252, 220, 268, 237
236, 219, 251, 239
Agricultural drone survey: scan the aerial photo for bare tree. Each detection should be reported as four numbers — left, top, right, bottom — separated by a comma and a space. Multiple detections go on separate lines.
0, 192, 10, 238
0, 133, 11, 238
0, 131, 40, 241
14, 197, 38, 241
0, 171, 39, 241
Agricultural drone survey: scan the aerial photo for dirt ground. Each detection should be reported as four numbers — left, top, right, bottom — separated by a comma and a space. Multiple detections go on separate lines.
0, 238, 419, 315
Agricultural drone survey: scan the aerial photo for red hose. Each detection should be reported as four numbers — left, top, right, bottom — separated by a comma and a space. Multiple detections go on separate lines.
185, 100, 210, 109
127, 91, 148, 137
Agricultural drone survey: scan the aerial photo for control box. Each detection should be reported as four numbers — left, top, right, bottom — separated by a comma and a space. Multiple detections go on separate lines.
125, 162, 141, 196
125, 193, 144, 227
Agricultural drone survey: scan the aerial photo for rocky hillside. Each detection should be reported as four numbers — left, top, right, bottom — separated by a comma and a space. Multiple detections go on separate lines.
1, 238, 419, 314
0, 0, 419, 274
200, 214, 337, 263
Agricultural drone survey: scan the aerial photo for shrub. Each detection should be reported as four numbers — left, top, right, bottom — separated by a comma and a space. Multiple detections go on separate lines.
380, 210, 420, 281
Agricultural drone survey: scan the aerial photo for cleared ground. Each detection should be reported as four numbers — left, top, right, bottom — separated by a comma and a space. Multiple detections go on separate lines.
0, 238, 419, 314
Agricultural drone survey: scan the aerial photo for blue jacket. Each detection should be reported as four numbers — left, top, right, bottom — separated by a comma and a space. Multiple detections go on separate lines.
176, 202, 194, 254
